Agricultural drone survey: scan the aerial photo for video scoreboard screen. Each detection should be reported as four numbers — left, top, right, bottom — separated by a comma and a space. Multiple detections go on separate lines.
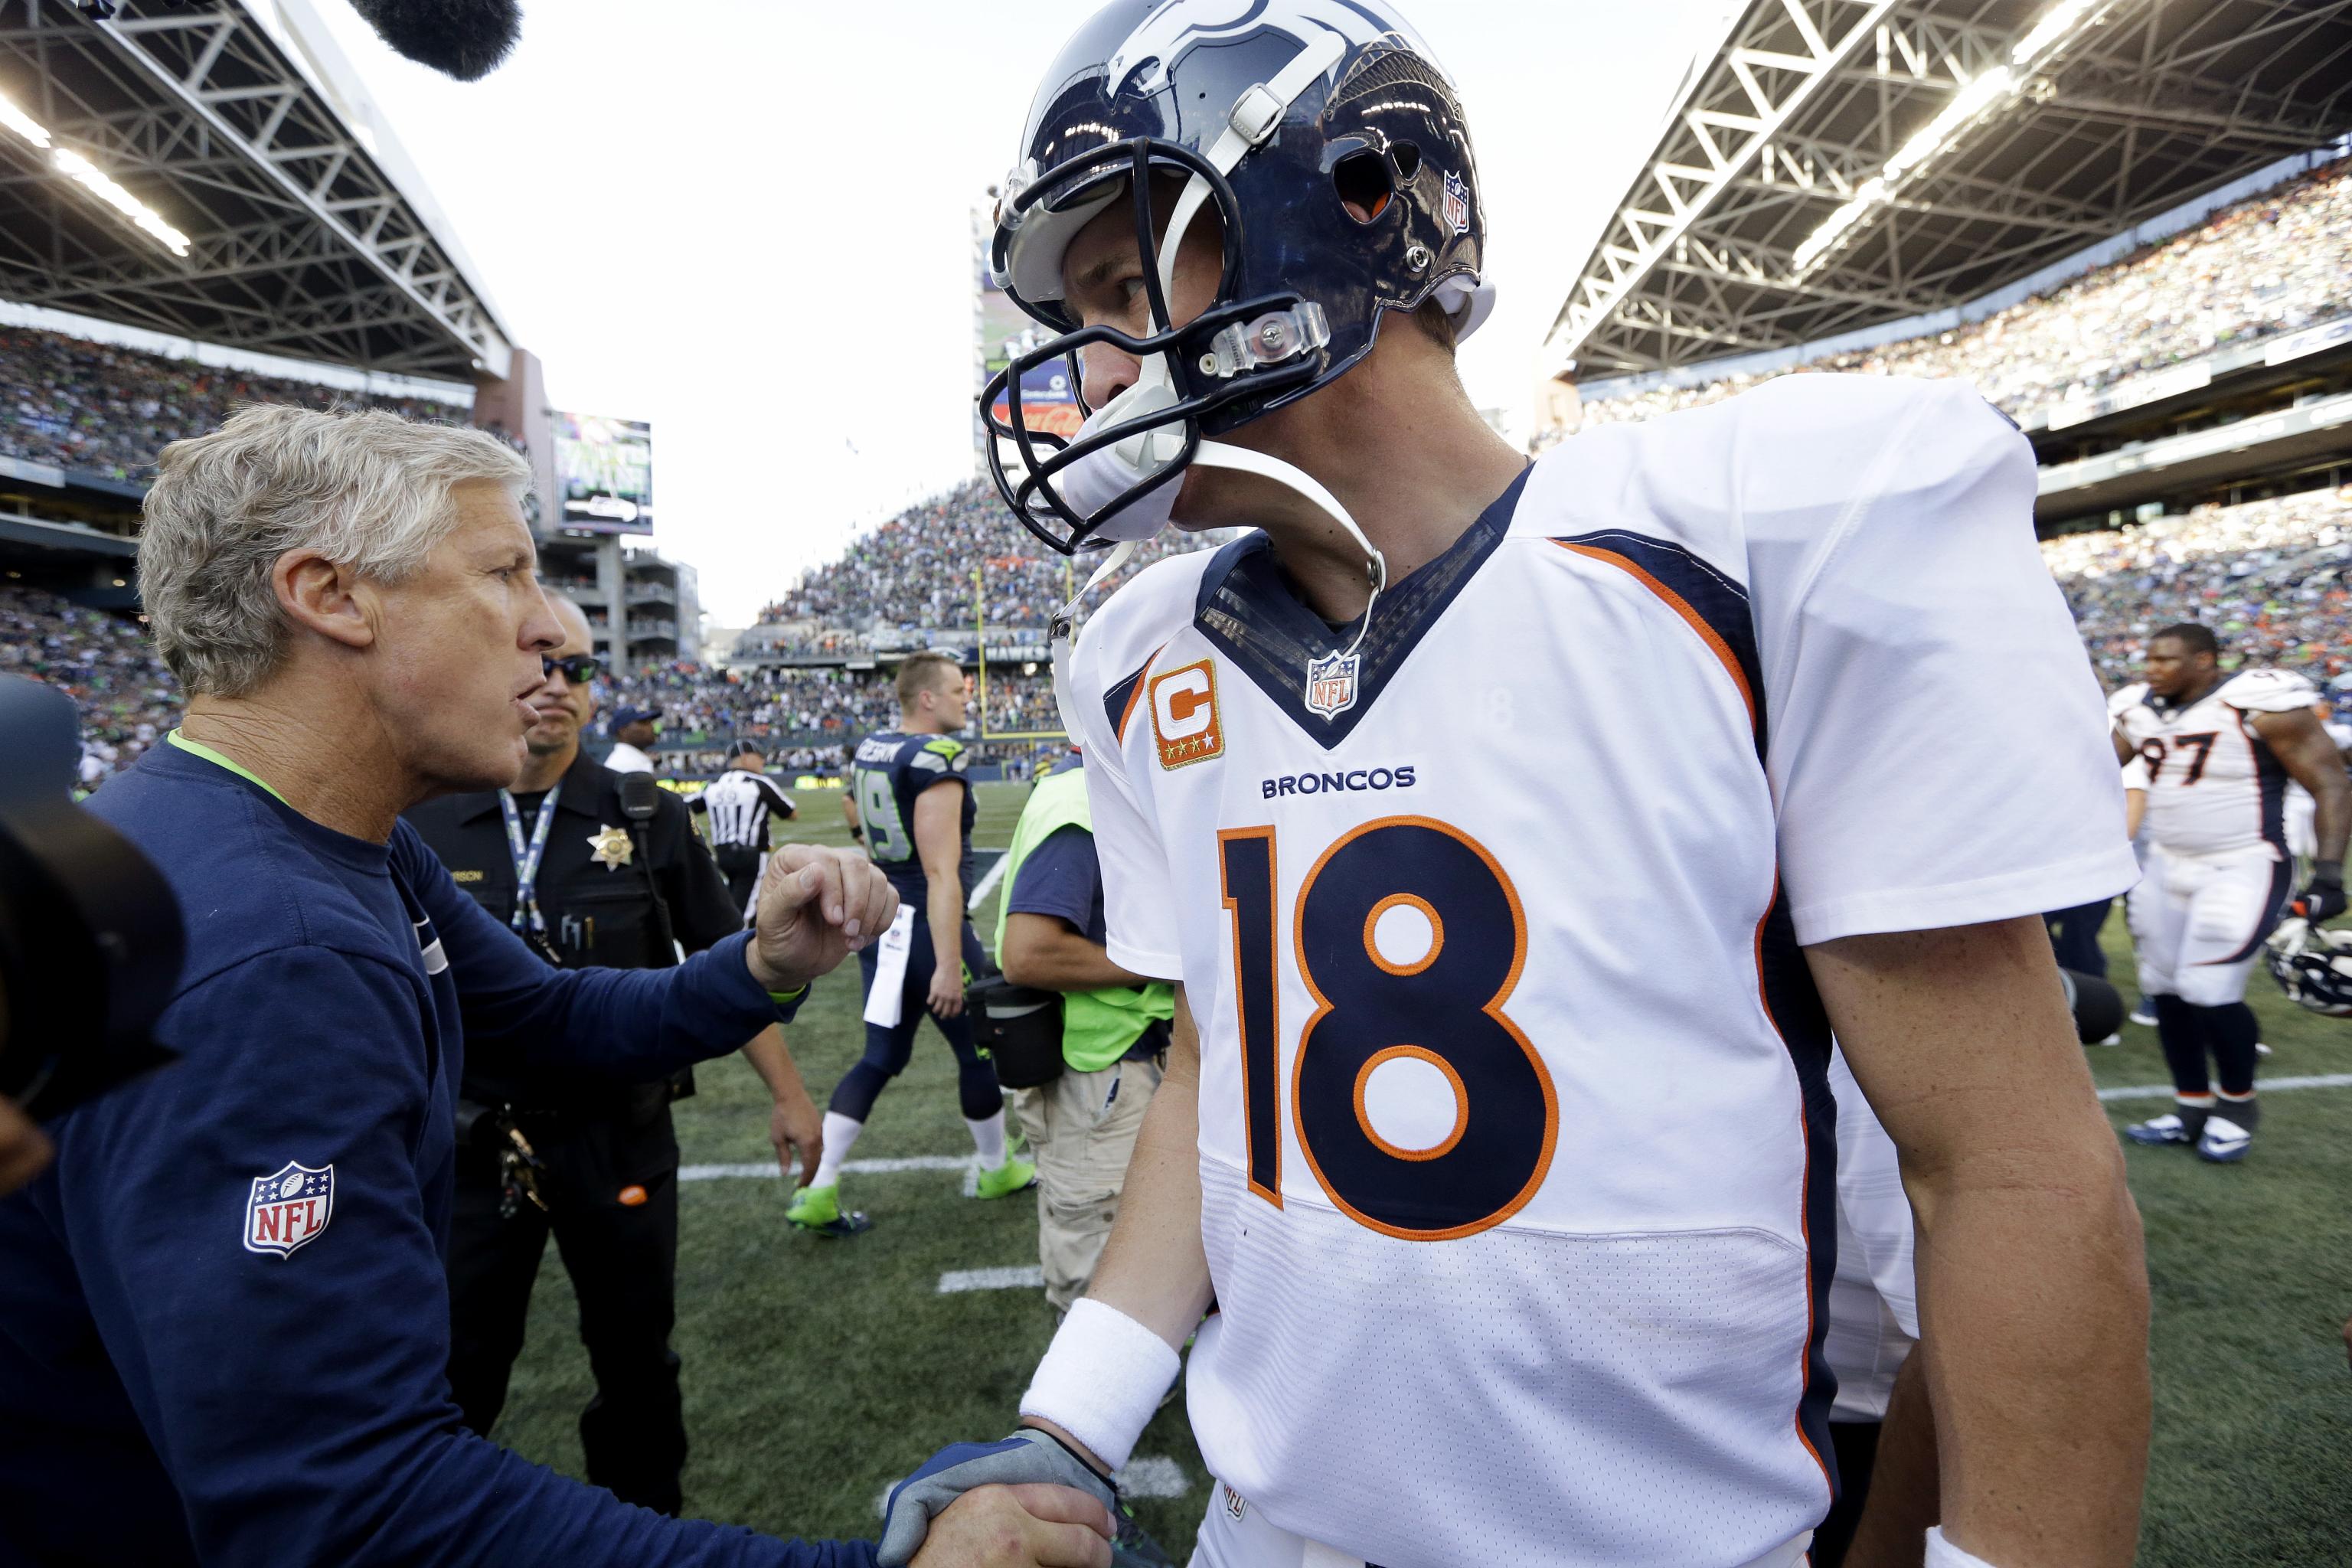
550, 411, 654, 535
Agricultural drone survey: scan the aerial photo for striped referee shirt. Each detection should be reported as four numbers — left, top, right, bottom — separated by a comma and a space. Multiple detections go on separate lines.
695, 768, 797, 850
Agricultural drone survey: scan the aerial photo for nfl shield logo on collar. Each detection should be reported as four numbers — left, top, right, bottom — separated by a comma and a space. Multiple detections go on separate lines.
244, 1161, 334, 1258
1442, 169, 1471, 234
1305, 650, 1361, 720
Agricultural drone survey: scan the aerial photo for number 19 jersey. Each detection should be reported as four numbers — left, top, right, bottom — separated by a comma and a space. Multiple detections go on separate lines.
1063, 376, 2136, 1568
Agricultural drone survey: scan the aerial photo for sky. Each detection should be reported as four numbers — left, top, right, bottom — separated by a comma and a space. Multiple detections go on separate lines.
291, 0, 1733, 624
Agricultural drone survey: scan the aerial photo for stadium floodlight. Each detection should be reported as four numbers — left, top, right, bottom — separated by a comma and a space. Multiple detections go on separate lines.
51, 149, 191, 257
1788, 0, 2113, 276
0, 88, 189, 257
2011, 0, 2105, 68
0, 88, 52, 150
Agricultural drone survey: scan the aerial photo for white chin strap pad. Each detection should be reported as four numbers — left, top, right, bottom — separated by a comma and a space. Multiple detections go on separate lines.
1053, 387, 1184, 545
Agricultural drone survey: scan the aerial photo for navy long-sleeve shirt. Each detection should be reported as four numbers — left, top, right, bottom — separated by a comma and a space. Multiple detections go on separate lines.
0, 740, 874, 1568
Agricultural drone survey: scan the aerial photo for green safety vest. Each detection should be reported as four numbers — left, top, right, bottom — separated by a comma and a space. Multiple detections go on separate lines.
995, 762, 1177, 1073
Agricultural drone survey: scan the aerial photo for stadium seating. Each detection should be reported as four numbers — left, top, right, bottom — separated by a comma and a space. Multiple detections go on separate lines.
1544, 156, 2352, 443
753, 479, 1225, 639
1, 323, 459, 482
3, 584, 178, 784
2047, 487, 2352, 690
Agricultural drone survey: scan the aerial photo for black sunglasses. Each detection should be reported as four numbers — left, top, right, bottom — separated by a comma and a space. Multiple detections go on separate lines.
541, 654, 601, 684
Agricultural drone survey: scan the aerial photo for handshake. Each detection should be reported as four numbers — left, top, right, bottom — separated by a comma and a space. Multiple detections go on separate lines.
884, 1427, 1135, 1568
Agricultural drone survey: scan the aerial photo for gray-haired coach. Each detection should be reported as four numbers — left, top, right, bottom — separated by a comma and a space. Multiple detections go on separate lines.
0, 407, 1112, 1568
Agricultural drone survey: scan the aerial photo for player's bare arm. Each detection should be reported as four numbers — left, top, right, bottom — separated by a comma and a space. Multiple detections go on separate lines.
999, 911, 1158, 992
1808, 915, 2150, 1568
1844, 1353, 1939, 1568
913, 779, 969, 1018
739, 1025, 823, 1187
1019, 988, 1212, 1473
2252, 705, 2351, 916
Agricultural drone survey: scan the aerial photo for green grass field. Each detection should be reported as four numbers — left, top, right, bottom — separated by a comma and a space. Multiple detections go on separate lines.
491, 780, 2352, 1563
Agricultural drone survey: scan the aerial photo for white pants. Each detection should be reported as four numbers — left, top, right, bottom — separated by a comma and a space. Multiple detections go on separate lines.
1186, 1478, 1813, 1568
2127, 843, 2291, 1006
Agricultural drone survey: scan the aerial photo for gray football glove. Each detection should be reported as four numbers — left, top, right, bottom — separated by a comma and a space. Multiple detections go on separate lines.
877, 1427, 1119, 1566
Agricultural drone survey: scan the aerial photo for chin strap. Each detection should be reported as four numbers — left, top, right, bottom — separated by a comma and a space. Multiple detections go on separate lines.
1045, 439, 1388, 743
1191, 442, 1387, 657
1044, 25, 1376, 741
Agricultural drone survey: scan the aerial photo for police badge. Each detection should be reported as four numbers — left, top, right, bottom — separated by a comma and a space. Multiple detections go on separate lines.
1305, 650, 1361, 720
586, 824, 633, 870
244, 1161, 334, 1257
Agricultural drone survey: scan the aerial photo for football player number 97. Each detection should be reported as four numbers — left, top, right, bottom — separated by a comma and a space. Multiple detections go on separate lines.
1217, 817, 1557, 1241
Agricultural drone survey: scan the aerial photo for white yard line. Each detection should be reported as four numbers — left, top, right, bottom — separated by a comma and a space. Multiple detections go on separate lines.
966, 850, 1011, 913
936, 1264, 1045, 1294
2099, 1070, 2352, 1102
1116, 1455, 1191, 1499
678, 1155, 972, 1182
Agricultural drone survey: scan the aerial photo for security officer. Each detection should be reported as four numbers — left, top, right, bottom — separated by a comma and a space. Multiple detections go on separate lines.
404, 596, 825, 1515
992, 748, 1177, 1315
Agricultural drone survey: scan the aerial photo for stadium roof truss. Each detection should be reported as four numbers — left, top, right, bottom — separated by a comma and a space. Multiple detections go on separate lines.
1549, 0, 2352, 377
0, 0, 510, 378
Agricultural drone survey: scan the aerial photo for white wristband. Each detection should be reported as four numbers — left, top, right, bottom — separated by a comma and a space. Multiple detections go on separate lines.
1018, 1298, 1181, 1474
1924, 1527, 2001, 1568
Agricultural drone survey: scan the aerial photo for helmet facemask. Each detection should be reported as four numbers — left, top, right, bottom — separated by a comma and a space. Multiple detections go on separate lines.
981, 140, 1332, 559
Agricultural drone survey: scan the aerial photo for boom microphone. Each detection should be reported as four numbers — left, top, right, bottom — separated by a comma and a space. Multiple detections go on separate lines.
345, 0, 523, 81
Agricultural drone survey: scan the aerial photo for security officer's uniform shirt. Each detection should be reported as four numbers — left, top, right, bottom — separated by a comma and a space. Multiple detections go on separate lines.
403, 750, 747, 1112
847, 730, 975, 902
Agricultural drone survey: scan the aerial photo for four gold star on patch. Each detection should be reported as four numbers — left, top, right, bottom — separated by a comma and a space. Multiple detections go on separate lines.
587, 824, 633, 870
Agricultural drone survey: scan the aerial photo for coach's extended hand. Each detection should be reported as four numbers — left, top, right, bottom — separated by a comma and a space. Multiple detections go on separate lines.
745, 844, 899, 994
880, 1431, 1119, 1566
910, 1484, 1113, 1568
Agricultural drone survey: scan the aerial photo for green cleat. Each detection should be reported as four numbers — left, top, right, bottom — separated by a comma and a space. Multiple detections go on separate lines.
786, 1183, 871, 1237
972, 1156, 1037, 1200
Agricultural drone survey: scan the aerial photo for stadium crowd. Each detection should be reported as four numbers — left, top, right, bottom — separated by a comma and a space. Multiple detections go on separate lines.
1544, 155, 2352, 443
2045, 487, 2352, 688
756, 479, 1225, 637
593, 659, 1062, 763
2, 584, 178, 786
1, 323, 458, 482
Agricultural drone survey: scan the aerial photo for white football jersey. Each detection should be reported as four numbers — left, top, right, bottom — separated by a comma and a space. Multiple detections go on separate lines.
2115, 668, 2313, 859
1067, 375, 2135, 1568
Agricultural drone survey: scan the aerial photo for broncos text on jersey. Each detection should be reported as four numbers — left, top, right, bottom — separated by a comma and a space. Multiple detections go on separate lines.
1063, 374, 2138, 1568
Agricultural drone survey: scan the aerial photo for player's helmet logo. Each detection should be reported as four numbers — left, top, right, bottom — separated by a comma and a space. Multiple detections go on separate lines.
243, 1161, 335, 1258
1442, 168, 1470, 234
1305, 650, 1360, 721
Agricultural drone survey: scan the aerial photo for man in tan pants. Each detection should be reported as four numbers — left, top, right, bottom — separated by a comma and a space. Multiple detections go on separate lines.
995, 751, 1176, 1313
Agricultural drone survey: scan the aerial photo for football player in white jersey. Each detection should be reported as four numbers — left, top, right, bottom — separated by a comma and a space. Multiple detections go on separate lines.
878, 7, 2148, 1568
2112, 624, 2350, 1161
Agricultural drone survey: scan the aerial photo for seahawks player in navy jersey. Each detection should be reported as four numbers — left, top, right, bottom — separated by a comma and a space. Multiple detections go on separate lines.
789, 653, 1034, 1234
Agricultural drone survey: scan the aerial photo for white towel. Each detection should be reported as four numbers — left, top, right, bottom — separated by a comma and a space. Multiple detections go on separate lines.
861, 905, 918, 1027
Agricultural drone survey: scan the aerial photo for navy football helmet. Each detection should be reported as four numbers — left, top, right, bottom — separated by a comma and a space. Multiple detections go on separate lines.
981, 0, 1493, 559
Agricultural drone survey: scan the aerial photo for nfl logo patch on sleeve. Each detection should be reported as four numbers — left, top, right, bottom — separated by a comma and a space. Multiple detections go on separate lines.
244, 1161, 335, 1257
